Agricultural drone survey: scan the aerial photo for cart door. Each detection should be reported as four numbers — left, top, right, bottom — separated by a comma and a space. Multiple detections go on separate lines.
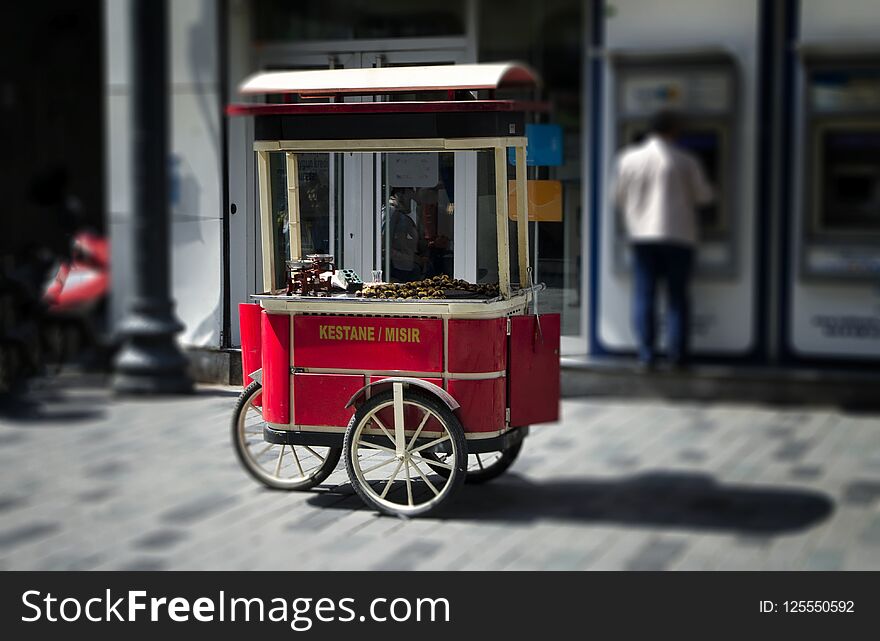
508, 314, 561, 427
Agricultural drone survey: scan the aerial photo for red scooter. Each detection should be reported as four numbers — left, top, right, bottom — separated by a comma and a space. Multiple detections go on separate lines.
41, 231, 111, 370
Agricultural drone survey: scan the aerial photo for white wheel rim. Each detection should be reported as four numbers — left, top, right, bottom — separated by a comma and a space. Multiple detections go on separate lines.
467, 451, 504, 473
236, 390, 335, 488
351, 397, 458, 514
433, 451, 505, 474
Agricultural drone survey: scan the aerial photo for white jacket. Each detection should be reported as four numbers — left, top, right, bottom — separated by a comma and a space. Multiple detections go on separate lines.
613, 135, 714, 246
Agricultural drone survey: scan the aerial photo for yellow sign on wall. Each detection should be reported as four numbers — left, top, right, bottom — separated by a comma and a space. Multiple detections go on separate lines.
508, 179, 563, 222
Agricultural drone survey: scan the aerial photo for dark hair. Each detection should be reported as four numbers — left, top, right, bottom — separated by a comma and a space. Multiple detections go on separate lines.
649, 110, 682, 136
391, 187, 416, 199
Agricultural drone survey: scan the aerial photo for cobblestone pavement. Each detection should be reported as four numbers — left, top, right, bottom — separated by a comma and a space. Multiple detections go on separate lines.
0, 374, 878, 571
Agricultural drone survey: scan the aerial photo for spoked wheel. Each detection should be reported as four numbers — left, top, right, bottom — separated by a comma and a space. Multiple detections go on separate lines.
232, 380, 341, 490
343, 386, 466, 517
428, 439, 524, 484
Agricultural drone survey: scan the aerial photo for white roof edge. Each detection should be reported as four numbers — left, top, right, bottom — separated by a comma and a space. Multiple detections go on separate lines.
239, 62, 539, 96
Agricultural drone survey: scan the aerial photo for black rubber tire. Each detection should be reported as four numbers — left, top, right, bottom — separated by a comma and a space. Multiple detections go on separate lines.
232, 380, 342, 490
428, 438, 524, 484
343, 389, 467, 517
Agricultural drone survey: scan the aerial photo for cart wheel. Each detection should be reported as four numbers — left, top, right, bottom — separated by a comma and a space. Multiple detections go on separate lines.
232, 380, 341, 490
428, 439, 524, 484
344, 387, 466, 517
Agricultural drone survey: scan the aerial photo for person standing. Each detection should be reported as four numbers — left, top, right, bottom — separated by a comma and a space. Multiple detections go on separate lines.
613, 111, 714, 369
385, 188, 427, 282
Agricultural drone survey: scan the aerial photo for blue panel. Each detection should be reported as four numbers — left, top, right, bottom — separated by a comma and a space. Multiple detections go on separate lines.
508, 124, 564, 167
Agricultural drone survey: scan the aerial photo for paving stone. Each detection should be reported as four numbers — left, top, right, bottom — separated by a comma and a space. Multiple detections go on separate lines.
589, 531, 654, 570
625, 539, 687, 570
37, 552, 105, 571
688, 419, 717, 432
117, 557, 167, 571
859, 515, 880, 546
543, 548, 597, 570
0, 432, 25, 447
286, 499, 363, 532
161, 493, 239, 525
774, 439, 813, 462
0, 495, 26, 513
842, 480, 880, 507
86, 460, 129, 479
766, 425, 795, 439
862, 454, 880, 472
135, 528, 188, 551
371, 540, 442, 570
802, 548, 844, 571
2, 374, 880, 570
734, 535, 773, 548
607, 454, 640, 469
0, 522, 60, 551
78, 487, 116, 503
790, 465, 823, 480
678, 449, 707, 463
510, 458, 539, 474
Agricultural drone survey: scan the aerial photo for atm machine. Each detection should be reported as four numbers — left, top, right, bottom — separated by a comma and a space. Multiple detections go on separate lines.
787, 51, 880, 360
596, 50, 756, 358
611, 52, 739, 276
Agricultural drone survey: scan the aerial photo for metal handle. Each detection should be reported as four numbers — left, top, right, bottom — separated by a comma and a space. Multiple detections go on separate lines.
527, 266, 543, 344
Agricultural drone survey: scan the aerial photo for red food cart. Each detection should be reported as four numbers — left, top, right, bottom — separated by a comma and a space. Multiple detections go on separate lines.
228, 63, 560, 516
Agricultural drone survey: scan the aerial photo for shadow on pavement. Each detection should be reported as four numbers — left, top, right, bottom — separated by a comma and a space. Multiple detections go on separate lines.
195, 388, 242, 399
309, 471, 833, 535
0, 372, 109, 424
0, 394, 106, 424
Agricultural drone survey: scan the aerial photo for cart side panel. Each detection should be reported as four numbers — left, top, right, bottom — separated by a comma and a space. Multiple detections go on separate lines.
293, 315, 443, 372
293, 373, 363, 427
508, 313, 561, 427
447, 378, 506, 433
239, 303, 263, 384
447, 318, 507, 373
261, 310, 291, 424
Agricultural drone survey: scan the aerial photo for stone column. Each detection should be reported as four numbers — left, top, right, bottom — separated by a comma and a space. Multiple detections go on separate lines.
113, 0, 192, 394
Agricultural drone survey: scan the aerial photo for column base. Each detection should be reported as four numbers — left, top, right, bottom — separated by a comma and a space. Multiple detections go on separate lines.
112, 308, 193, 395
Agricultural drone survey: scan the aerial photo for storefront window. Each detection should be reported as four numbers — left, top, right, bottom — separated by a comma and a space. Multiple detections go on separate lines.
267, 152, 289, 288
476, 151, 500, 284
379, 153, 456, 283
479, 0, 583, 338
266, 151, 341, 287
265, 150, 529, 293
475, 154, 545, 290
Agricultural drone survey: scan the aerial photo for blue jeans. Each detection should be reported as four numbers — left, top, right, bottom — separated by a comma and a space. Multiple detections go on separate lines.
631, 242, 694, 364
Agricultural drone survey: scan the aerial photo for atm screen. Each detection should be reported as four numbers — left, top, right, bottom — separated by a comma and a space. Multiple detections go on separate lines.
818, 129, 880, 232
677, 129, 722, 232
620, 123, 724, 235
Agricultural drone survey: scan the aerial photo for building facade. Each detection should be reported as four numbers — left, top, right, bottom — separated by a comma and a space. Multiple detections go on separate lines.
103, 0, 880, 378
